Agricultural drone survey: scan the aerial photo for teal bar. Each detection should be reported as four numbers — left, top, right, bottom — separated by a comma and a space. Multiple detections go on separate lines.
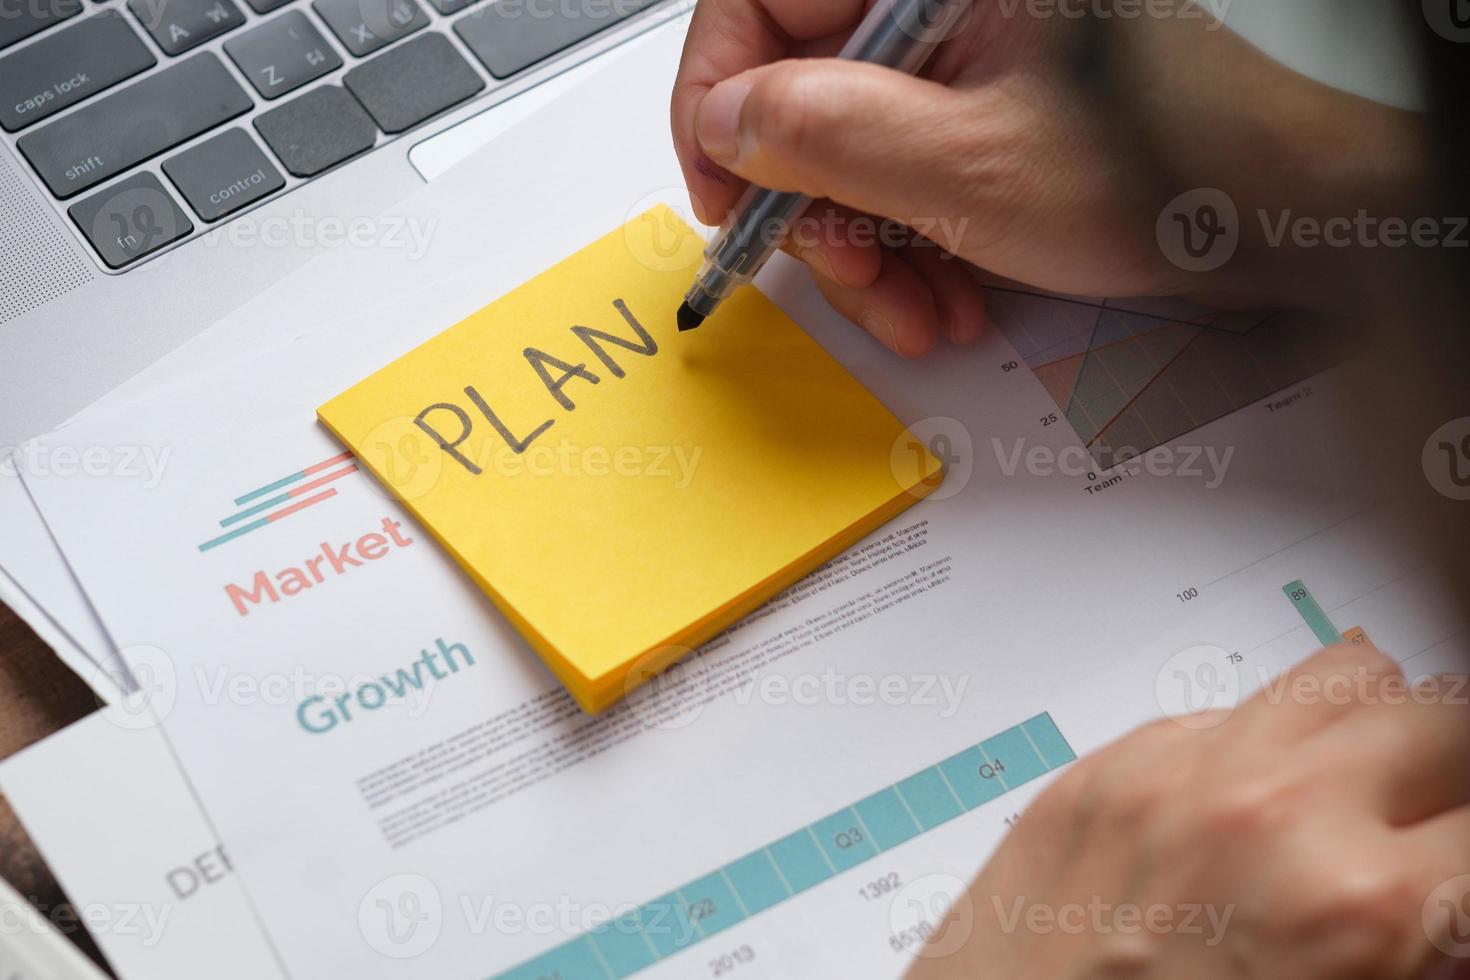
638, 895, 698, 959
1283, 580, 1343, 647
220, 489, 293, 527
495, 714, 1078, 979
811, 808, 878, 871
721, 851, 789, 915
767, 830, 832, 892
590, 914, 656, 977
497, 936, 609, 980
981, 727, 1048, 788
1022, 713, 1077, 767
853, 788, 921, 851
198, 515, 270, 552
234, 467, 309, 505
938, 746, 1005, 809
677, 873, 745, 938
894, 767, 963, 829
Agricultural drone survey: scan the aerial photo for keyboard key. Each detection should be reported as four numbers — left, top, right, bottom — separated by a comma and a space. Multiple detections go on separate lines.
425, 0, 474, 14
0, 0, 82, 51
163, 127, 284, 220
0, 12, 155, 132
254, 85, 375, 177
68, 171, 193, 268
18, 53, 253, 199
313, 0, 426, 57
242, 0, 291, 12
455, 0, 656, 79
343, 34, 482, 134
128, 0, 245, 54
225, 11, 342, 100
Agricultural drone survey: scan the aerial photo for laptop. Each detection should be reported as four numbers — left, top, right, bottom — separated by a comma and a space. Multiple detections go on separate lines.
0, 0, 686, 447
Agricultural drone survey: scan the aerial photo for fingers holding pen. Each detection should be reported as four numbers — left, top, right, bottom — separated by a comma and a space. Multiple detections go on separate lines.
902, 240, 987, 345
781, 201, 883, 291
671, 0, 871, 224
811, 249, 940, 359
691, 60, 970, 225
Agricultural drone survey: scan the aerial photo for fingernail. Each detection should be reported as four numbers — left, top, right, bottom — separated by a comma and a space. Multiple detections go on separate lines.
689, 192, 712, 227
798, 247, 837, 282
859, 311, 904, 357
949, 313, 982, 345
941, 310, 960, 344
696, 79, 753, 165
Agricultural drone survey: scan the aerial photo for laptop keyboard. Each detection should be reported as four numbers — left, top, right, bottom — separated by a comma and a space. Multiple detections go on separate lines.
0, 0, 663, 269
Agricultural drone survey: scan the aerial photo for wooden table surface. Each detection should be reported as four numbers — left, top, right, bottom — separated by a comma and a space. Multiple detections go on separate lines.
0, 600, 113, 972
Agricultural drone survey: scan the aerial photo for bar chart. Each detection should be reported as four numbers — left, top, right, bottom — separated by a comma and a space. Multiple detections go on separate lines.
1283, 578, 1388, 652
495, 713, 1076, 979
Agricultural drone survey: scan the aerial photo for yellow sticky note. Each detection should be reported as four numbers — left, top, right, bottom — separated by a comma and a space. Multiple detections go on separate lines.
318, 207, 941, 712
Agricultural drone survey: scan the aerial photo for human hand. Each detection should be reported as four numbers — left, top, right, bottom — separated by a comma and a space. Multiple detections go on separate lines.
904, 643, 1470, 979
671, 0, 1425, 357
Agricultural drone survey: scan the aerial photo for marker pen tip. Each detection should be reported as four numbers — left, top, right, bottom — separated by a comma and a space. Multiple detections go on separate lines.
677, 303, 706, 332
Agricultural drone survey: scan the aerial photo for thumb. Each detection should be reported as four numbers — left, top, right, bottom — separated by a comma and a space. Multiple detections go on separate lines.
694, 59, 970, 228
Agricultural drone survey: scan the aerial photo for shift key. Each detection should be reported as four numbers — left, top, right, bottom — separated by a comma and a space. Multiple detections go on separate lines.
17, 53, 252, 199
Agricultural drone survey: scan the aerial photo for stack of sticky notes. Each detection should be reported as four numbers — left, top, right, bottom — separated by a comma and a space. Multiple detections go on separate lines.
318, 206, 941, 712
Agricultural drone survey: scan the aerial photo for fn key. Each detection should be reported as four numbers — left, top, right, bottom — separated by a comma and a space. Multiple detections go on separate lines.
70, 173, 193, 268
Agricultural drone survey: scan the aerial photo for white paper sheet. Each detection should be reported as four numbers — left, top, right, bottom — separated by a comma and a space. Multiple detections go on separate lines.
0, 708, 283, 980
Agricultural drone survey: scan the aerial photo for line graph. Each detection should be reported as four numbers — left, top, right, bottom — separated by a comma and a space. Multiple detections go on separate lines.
989, 290, 1354, 469
196, 451, 360, 552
